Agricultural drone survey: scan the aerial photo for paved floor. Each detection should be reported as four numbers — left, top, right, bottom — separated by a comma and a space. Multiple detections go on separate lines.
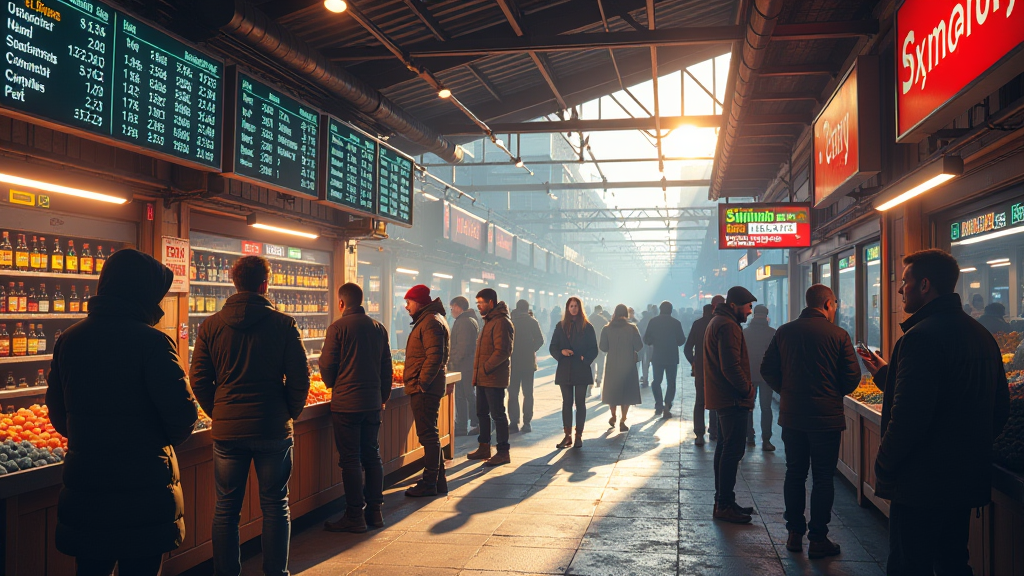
236, 362, 890, 575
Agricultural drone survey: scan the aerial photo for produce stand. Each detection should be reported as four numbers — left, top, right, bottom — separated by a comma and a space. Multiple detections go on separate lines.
0, 373, 458, 576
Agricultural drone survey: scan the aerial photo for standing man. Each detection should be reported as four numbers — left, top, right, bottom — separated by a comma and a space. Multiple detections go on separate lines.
860, 250, 1009, 574
190, 256, 310, 576
685, 295, 725, 445
760, 285, 860, 557
644, 301, 686, 418
592, 305, 612, 389
638, 305, 654, 387
448, 296, 480, 437
704, 287, 757, 524
320, 283, 393, 534
509, 300, 544, 434
466, 288, 514, 466
401, 285, 450, 497
744, 305, 777, 451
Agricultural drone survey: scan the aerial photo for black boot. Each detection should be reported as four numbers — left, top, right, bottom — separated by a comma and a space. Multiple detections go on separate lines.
555, 427, 573, 449
407, 445, 441, 497
365, 504, 384, 529
574, 427, 584, 448
436, 460, 448, 494
324, 506, 368, 533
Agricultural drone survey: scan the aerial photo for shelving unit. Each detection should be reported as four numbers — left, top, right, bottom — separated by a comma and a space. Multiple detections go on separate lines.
0, 314, 87, 321
0, 386, 47, 400
0, 355, 53, 365
190, 246, 328, 267
190, 281, 327, 293
188, 312, 328, 318
0, 270, 99, 281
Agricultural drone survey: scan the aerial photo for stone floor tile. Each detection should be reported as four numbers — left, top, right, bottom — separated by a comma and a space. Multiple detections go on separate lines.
580, 515, 678, 552
780, 558, 886, 576
364, 542, 482, 569
601, 487, 679, 502
428, 495, 523, 515
494, 513, 592, 538
485, 535, 583, 549
526, 485, 607, 500
593, 500, 680, 518
464, 545, 576, 574
513, 497, 598, 516
676, 554, 787, 576
409, 512, 510, 535
567, 549, 678, 576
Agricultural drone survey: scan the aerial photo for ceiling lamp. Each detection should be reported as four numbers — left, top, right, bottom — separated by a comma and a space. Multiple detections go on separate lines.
324, 0, 347, 13
247, 213, 319, 239
874, 156, 963, 211
438, 87, 452, 99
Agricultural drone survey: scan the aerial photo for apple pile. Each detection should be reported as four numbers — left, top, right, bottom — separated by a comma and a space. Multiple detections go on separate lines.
849, 375, 883, 406
306, 373, 331, 406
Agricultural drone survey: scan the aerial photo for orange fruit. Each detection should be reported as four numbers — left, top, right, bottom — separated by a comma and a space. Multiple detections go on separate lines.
12, 416, 25, 426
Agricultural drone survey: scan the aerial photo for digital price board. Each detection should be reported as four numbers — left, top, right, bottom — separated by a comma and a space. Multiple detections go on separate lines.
227, 71, 319, 198
718, 203, 812, 249
378, 144, 414, 226
0, 0, 223, 169
320, 117, 376, 216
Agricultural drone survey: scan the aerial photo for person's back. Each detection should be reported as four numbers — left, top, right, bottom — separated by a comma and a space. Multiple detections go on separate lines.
685, 303, 717, 443
742, 306, 778, 449
449, 300, 479, 436
645, 307, 686, 365
977, 303, 1011, 335
509, 301, 544, 432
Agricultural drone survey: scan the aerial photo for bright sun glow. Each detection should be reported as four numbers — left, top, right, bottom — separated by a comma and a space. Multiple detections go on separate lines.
661, 125, 719, 158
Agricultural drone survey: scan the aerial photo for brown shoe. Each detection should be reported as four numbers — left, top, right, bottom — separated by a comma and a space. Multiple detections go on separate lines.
808, 538, 841, 559
786, 532, 802, 552
466, 443, 491, 460
484, 450, 510, 466
324, 508, 368, 533
556, 427, 573, 449
364, 505, 384, 529
713, 503, 752, 524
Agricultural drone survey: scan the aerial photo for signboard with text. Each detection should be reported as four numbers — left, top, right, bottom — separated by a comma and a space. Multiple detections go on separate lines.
948, 197, 1024, 243
319, 117, 377, 216
493, 225, 513, 259
161, 236, 189, 293
719, 203, 812, 249
449, 205, 485, 251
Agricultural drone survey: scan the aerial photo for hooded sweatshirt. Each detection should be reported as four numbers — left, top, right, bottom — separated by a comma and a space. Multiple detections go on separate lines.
190, 291, 310, 441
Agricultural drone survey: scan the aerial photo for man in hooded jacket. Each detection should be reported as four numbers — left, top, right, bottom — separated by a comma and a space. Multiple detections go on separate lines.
190, 255, 310, 576
449, 296, 480, 436
47, 249, 198, 576
743, 305, 777, 451
509, 300, 544, 434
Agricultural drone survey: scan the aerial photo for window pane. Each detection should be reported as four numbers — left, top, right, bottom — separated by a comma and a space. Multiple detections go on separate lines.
865, 242, 882, 349
837, 250, 856, 340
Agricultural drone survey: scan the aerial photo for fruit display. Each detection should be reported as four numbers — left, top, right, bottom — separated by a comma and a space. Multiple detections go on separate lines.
995, 332, 1022, 354
392, 359, 405, 384
306, 373, 331, 405
849, 374, 884, 406
193, 402, 212, 432
993, 370, 1024, 472
1005, 354, 1015, 365
0, 404, 67, 473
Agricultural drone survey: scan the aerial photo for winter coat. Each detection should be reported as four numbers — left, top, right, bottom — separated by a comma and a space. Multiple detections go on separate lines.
318, 306, 393, 413
474, 302, 515, 388
872, 293, 1010, 508
404, 298, 450, 396
593, 311, 612, 354
644, 311, 686, 365
190, 292, 310, 440
510, 309, 545, 372
46, 249, 198, 558
759, 308, 861, 431
703, 305, 755, 410
977, 312, 1012, 335
549, 320, 599, 386
600, 318, 643, 405
449, 309, 479, 387
684, 311, 713, 381
744, 316, 777, 384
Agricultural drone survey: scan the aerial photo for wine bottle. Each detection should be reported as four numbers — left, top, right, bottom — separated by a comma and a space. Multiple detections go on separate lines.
50, 238, 63, 273
94, 245, 106, 274
0, 231, 12, 270
35, 324, 45, 354
29, 236, 41, 270
65, 241, 78, 274
52, 285, 65, 313
14, 234, 29, 271
0, 324, 9, 357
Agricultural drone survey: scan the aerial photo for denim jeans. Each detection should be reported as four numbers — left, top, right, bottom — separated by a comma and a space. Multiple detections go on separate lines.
713, 406, 749, 507
651, 363, 678, 409
331, 411, 383, 510
410, 392, 443, 478
454, 373, 477, 432
747, 383, 775, 443
212, 438, 294, 576
508, 369, 535, 425
559, 384, 587, 429
476, 386, 510, 451
75, 555, 162, 576
888, 504, 973, 576
781, 428, 841, 541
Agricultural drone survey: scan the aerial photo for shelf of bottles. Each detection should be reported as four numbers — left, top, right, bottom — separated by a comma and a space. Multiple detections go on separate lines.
0, 227, 125, 403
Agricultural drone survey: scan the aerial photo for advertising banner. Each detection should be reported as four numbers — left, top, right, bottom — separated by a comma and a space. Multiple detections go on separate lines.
719, 204, 813, 249
161, 236, 189, 293
449, 205, 485, 251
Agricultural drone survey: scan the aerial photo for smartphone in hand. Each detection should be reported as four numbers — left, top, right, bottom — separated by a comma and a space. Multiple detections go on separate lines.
856, 342, 873, 360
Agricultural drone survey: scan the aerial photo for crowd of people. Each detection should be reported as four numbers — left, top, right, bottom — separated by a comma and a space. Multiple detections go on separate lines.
40, 248, 1010, 576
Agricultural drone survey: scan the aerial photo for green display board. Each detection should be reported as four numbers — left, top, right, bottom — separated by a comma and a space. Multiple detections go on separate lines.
321, 117, 376, 216
377, 145, 413, 226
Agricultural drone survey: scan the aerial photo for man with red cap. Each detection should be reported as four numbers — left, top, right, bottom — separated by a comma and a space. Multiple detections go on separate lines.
401, 285, 451, 497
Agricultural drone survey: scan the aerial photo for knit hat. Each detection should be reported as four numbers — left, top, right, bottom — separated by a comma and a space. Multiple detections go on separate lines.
726, 286, 757, 305
404, 284, 432, 305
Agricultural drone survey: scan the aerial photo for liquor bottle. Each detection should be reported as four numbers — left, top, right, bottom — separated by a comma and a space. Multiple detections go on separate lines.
0, 284, 5, 314
4, 373, 14, 390
14, 234, 29, 271
0, 324, 9, 357
198, 255, 208, 282
189, 250, 197, 281
65, 241, 78, 274
50, 238, 63, 273
26, 288, 38, 313
52, 285, 65, 313
0, 231, 12, 270
27, 324, 37, 356
221, 258, 230, 282
29, 236, 42, 270
35, 324, 45, 354
37, 284, 49, 314
82, 286, 91, 313
215, 288, 227, 311
16, 377, 26, 389
212, 257, 222, 283
80, 243, 94, 275
94, 245, 106, 274
11, 323, 26, 356
5, 282, 15, 313
34, 369, 45, 387
16, 282, 26, 313
205, 288, 216, 313
68, 285, 80, 313
38, 237, 48, 272
187, 287, 195, 313
287, 265, 296, 287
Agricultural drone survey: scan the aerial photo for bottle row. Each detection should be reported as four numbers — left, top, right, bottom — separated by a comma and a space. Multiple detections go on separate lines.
0, 232, 116, 275
190, 252, 329, 289
4, 369, 46, 390
188, 287, 329, 315
187, 319, 327, 348
1, 282, 89, 314
0, 323, 58, 358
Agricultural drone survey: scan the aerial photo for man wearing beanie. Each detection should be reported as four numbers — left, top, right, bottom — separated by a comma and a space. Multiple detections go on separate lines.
467, 288, 515, 465
744, 305, 777, 451
509, 300, 545, 433
401, 285, 451, 497
448, 296, 480, 437
704, 286, 757, 524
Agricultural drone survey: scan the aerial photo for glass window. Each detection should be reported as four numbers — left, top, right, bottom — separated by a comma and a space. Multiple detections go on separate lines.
864, 242, 882, 350
836, 250, 857, 340
949, 230, 1022, 334
818, 260, 832, 287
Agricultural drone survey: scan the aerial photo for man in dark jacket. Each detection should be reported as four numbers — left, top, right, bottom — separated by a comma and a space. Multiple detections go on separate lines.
592, 305, 612, 387
744, 305, 778, 451
685, 295, 724, 444
638, 305, 655, 386
704, 287, 757, 524
644, 301, 686, 418
320, 283, 393, 533
448, 296, 479, 436
400, 284, 450, 497
977, 302, 1011, 335
760, 285, 860, 558
47, 249, 197, 575
467, 288, 515, 466
860, 250, 1009, 575
190, 256, 310, 576
509, 300, 544, 433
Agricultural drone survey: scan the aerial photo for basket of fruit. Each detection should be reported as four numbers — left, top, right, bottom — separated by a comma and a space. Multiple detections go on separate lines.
849, 374, 884, 407
392, 359, 405, 385
305, 373, 332, 406
993, 370, 1024, 472
0, 405, 67, 473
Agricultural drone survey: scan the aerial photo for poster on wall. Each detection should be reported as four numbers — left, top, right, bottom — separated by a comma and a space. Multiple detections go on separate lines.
718, 203, 812, 249
161, 236, 190, 293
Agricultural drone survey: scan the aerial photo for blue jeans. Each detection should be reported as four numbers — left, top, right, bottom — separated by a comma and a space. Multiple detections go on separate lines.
476, 386, 510, 451
331, 411, 383, 510
651, 363, 677, 410
212, 438, 294, 576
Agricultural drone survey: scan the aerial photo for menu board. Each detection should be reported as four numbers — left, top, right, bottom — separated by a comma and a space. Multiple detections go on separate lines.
0, 0, 223, 169
320, 117, 376, 215
229, 71, 319, 197
377, 145, 413, 225
718, 203, 812, 249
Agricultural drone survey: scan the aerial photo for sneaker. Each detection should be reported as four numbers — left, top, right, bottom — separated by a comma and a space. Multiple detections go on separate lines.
324, 511, 368, 533
713, 504, 752, 524
521, 422, 532, 433
808, 538, 841, 559
762, 441, 776, 452
509, 423, 520, 434
695, 435, 705, 446
786, 532, 802, 552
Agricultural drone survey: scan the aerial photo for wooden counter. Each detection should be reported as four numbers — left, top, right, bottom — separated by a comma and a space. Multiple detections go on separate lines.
0, 374, 458, 576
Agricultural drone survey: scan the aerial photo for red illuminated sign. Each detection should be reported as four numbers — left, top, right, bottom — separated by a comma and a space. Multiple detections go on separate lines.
812, 57, 880, 207
241, 241, 263, 255
449, 205, 485, 251
718, 203, 812, 249
492, 225, 513, 259
896, 0, 1024, 142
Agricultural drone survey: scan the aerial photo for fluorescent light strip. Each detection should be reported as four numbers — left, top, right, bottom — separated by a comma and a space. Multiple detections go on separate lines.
420, 192, 439, 201
498, 283, 509, 288
469, 278, 484, 284
528, 289, 535, 293
0, 172, 127, 204
959, 267, 977, 273
991, 261, 1011, 268
250, 223, 319, 239
986, 258, 1010, 264
432, 272, 453, 279
839, 267, 855, 274
953, 225, 1024, 246
515, 286, 525, 291
867, 260, 880, 266
396, 268, 419, 275
876, 174, 956, 211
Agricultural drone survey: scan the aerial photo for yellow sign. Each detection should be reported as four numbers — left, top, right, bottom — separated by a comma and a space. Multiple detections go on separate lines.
9, 189, 34, 207
37, 194, 49, 208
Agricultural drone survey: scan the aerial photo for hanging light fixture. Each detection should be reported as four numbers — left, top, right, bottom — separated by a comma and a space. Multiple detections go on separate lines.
438, 87, 452, 99
324, 0, 347, 13
246, 213, 319, 239
874, 156, 963, 211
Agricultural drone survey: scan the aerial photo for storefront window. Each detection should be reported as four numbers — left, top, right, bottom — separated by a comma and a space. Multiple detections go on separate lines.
392, 267, 420, 350
864, 242, 882, 350
836, 250, 856, 339
818, 260, 832, 288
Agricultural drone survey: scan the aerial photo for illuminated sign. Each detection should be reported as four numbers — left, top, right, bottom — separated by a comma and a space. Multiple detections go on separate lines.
949, 198, 1024, 242
737, 253, 749, 271
718, 203, 812, 249
756, 265, 788, 281
449, 205, 485, 251
493, 226, 513, 260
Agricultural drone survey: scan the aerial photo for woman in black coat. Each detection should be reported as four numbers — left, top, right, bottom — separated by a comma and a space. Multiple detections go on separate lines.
549, 296, 599, 448
46, 249, 198, 576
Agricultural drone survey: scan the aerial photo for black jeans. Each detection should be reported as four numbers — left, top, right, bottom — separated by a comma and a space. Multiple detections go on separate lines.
331, 410, 383, 510
693, 374, 718, 438
781, 428, 841, 541
508, 369, 535, 425
76, 555, 162, 576
410, 392, 443, 478
476, 386, 510, 451
651, 362, 677, 409
888, 504, 973, 576
747, 383, 775, 443
559, 384, 588, 429
713, 406, 749, 507
454, 373, 477, 431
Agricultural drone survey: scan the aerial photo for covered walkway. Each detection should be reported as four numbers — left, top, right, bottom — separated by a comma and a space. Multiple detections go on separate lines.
230, 364, 889, 575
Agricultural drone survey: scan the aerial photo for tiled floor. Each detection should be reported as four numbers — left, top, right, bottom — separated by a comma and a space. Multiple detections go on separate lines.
235, 362, 891, 575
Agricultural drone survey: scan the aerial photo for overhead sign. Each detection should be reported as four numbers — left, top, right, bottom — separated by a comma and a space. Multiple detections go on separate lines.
377, 145, 414, 226
949, 198, 1024, 244
812, 56, 881, 207
320, 117, 376, 216
755, 265, 788, 281
737, 253, 750, 271
534, 247, 548, 272
896, 0, 1024, 142
719, 204, 812, 249
161, 236, 189, 293
516, 238, 532, 266
449, 205, 485, 251
493, 225, 513, 259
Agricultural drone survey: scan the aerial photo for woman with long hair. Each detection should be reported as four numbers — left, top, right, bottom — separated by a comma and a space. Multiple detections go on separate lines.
600, 304, 644, 431
549, 296, 599, 448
